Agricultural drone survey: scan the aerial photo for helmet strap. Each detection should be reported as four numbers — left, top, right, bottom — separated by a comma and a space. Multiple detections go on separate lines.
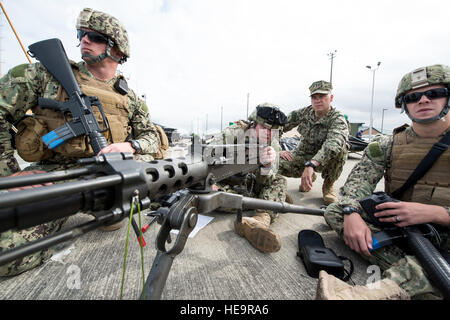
403, 97, 450, 124
81, 39, 125, 65
82, 52, 108, 64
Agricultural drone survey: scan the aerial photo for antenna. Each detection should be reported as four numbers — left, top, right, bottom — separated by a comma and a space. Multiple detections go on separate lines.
0, 7, 3, 77
0, 1, 32, 63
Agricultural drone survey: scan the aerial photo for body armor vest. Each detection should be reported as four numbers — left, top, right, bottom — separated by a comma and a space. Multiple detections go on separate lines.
16, 65, 131, 161
385, 126, 450, 207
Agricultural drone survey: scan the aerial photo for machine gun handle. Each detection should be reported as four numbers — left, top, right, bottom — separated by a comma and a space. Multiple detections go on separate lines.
89, 131, 109, 155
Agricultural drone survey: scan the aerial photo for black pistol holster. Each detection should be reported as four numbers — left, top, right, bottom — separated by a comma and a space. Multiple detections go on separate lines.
297, 230, 353, 281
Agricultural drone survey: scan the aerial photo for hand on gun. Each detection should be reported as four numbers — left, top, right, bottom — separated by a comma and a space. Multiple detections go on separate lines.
7, 170, 53, 192
343, 213, 373, 256
97, 142, 135, 155
374, 201, 450, 227
260, 146, 276, 167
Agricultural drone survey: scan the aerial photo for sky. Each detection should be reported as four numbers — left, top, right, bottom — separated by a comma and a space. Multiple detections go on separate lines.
1, 0, 449, 135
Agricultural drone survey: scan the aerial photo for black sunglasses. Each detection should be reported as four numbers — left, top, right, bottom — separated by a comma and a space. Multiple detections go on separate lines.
403, 88, 448, 104
256, 106, 287, 126
77, 29, 109, 44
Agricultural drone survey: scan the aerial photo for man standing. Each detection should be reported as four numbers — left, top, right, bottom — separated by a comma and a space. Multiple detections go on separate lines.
0, 8, 160, 276
209, 103, 288, 253
317, 64, 450, 300
279, 80, 349, 205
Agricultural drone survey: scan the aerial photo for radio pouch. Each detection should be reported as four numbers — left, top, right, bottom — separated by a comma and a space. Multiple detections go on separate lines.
297, 229, 353, 282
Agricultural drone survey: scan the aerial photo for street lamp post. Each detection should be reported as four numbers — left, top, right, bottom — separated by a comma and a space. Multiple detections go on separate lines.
366, 62, 381, 141
328, 50, 337, 85
220, 106, 223, 132
246, 93, 250, 119
381, 108, 387, 134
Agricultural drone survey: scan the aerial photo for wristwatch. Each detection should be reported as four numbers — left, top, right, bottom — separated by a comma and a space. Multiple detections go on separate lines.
342, 205, 361, 215
304, 160, 317, 169
130, 140, 142, 154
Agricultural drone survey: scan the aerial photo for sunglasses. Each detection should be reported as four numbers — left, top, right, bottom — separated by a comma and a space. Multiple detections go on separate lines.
403, 88, 448, 104
77, 29, 109, 44
256, 106, 287, 127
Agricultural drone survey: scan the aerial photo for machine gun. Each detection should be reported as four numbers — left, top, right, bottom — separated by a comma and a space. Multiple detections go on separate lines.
27, 38, 109, 154
360, 192, 450, 300
0, 145, 324, 299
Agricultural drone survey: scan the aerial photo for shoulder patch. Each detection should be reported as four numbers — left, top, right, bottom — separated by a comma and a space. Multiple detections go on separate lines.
393, 123, 409, 134
127, 89, 148, 112
367, 141, 383, 158
10, 64, 28, 78
288, 110, 300, 120
141, 101, 149, 113
236, 120, 249, 130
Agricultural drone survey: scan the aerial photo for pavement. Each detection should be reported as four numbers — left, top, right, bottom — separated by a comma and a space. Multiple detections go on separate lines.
0, 146, 384, 300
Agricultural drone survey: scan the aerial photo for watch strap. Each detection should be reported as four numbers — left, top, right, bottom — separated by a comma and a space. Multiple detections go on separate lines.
304, 160, 317, 169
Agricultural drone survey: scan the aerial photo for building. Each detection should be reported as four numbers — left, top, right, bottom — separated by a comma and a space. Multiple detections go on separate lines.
349, 122, 365, 137
360, 127, 382, 136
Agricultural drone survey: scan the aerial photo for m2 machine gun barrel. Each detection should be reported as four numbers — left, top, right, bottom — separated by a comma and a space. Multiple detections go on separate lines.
0, 154, 209, 235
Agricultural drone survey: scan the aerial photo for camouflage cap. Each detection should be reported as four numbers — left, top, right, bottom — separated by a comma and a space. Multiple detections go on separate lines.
76, 8, 130, 58
309, 80, 333, 96
395, 64, 450, 108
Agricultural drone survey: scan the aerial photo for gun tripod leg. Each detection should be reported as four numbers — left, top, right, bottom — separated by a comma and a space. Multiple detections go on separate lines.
236, 208, 242, 223
141, 195, 198, 299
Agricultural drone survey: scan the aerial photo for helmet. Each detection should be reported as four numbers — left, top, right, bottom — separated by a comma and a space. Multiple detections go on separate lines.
395, 64, 450, 123
248, 103, 287, 129
76, 8, 129, 63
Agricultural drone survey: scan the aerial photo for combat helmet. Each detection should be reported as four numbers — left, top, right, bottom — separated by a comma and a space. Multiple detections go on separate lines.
247, 103, 287, 129
76, 8, 129, 64
395, 64, 450, 123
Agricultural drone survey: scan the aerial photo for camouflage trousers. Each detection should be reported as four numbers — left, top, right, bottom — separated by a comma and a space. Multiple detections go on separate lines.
0, 162, 77, 277
278, 149, 347, 184
0, 218, 67, 277
324, 202, 449, 299
216, 173, 287, 223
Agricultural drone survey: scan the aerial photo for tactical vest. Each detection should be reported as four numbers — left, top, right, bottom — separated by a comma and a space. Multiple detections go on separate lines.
15, 65, 131, 161
385, 126, 450, 206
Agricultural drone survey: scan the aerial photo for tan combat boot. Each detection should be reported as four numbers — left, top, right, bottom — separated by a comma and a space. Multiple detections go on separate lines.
234, 211, 281, 253
322, 180, 338, 205
285, 194, 294, 204
99, 220, 124, 232
315, 271, 410, 300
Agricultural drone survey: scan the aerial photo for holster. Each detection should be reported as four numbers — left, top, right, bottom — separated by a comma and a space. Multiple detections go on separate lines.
297, 230, 353, 281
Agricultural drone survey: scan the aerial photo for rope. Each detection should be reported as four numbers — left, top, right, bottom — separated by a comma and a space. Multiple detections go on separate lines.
120, 194, 146, 299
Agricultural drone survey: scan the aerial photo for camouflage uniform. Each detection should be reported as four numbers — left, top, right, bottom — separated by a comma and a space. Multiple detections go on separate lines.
279, 105, 349, 183
279, 80, 349, 196
0, 9, 159, 276
325, 127, 450, 299
208, 103, 288, 253
209, 122, 287, 222
315, 64, 450, 300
